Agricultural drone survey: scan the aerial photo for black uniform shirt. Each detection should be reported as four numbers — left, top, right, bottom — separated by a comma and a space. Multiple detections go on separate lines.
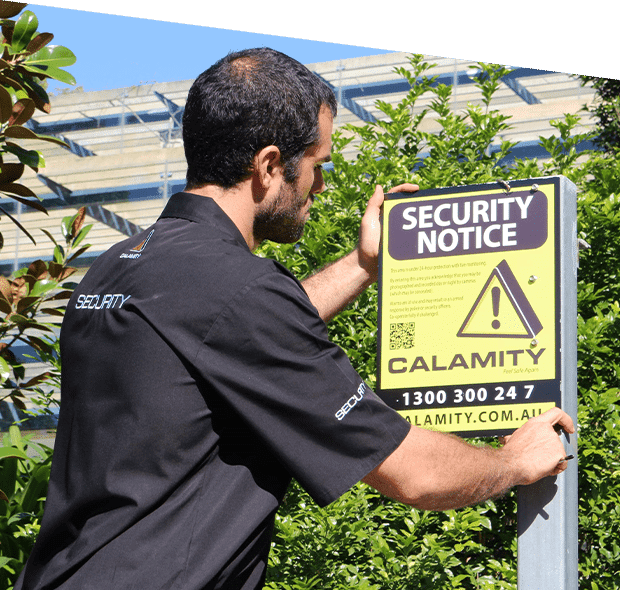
16, 193, 411, 590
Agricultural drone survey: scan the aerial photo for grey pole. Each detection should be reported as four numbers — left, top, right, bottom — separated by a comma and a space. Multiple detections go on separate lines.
517, 176, 578, 590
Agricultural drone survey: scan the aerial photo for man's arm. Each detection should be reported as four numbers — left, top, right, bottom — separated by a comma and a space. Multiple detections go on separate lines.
302, 183, 418, 322
362, 407, 574, 511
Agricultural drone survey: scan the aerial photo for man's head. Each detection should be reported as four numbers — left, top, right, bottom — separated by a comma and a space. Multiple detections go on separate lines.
183, 48, 337, 190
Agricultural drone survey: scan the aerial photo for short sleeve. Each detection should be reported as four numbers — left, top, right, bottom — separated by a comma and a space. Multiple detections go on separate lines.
195, 267, 410, 506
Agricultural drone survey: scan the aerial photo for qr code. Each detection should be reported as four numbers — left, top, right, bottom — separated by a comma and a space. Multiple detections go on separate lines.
390, 322, 415, 350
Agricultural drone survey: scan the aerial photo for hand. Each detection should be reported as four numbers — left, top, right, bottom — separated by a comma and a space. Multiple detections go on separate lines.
501, 407, 575, 486
357, 183, 419, 282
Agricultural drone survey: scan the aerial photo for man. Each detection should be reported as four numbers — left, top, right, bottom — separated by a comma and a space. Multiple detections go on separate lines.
16, 48, 573, 590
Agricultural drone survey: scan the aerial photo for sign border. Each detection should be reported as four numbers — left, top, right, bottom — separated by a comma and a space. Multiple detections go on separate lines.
377, 177, 566, 437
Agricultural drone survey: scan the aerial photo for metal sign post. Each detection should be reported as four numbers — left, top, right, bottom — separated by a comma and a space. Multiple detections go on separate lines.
377, 176, 577, 588
517, 176, 578, 590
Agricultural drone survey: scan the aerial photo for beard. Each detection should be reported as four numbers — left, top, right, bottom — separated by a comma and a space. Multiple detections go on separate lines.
253, 181, 310, 244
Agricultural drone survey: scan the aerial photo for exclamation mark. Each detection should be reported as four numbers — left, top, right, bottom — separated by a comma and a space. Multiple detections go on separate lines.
492, 286, 501, 330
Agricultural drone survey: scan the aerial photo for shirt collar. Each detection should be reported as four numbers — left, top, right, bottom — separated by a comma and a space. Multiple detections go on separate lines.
159, 192, 249, 251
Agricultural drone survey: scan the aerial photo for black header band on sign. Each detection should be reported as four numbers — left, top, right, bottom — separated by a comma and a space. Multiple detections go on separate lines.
388, 190, 548, 261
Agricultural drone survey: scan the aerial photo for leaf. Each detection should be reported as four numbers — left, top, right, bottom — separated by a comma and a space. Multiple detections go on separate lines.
71, 207, 86, 237
0, 355, 10, 382
4, 124, 68, 146
0, 276, 12, 302
11, 10, 39, 53
45, 290, 73, 301
16, 295, 40, 313
25, 32, 53, 54
0, 162, 25, 184
28, 281, 57, 298
0, 205, 36, 244
0, 3, 28, 19
18, 74, 51, 113
0, 181, 38, 198
3, 141, 44, 170
0, 447, 29, 461
29, 63, 76, 86
39, 228, 58, 247
27, 259, 48, 281
22, 45, 76, 70
67, 243, 91, 262
22, 369, 51, 386
4, 192, 48, 214
41, 306, 65, 316
0, 84, 12, 123
8, 96, 35, 126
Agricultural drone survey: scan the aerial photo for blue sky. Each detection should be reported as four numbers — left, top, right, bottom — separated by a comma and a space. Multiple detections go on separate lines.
29, 4, 395, 94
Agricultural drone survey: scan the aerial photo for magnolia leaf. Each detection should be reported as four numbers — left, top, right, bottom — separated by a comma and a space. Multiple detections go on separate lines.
71, 207, 86, 236
27, 259, 48, 281
25, 32, 53, 54
8, 96, 35, 126
0, 3, 28, 19
0, 181, 39, 198
45, 289, 73, 301
28, 282, 58, 299
17, 74, 51, 113
16, 295, 39, 313
72, 222, 93, 248
0, 205, 36, 244
3, 124, 38, 139
11, 395, 27, 411
0, 85, 12, 123
4, 124, 68, 146
22, 64, 75, 86
39, 228, 58, 247
23, 44, 76, 70
3, 141, 43, 170
42, 306, 65, 316
0, 297, 11, 314
0, 355, 10, 383
67, 243, 91, 262
1, 23, 14, 46
0, 276, 12, 302
2, 192, 47, 214
11, 10, 38, 53
0, 162, 25, 184
52, 244, 65, 263
22, 369, 52, 385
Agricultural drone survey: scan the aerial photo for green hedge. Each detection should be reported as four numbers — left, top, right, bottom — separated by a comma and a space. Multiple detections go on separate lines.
259, 56, 620, 589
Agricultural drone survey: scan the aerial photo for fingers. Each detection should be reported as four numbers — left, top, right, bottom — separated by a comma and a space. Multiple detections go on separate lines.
536, 407, 575, 434
367, 185, 385, 212
387, 183, 419, 194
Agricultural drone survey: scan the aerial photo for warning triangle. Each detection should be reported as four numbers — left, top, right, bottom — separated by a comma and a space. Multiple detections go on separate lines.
457, 260, 543, 338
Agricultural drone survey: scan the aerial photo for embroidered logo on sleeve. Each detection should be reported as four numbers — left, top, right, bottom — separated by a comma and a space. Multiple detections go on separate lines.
120, 229, 154, 259
75, 293, 131, 310
335, 382, 369, 421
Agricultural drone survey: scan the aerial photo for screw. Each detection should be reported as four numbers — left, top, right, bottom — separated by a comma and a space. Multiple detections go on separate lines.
531, 184, 539, 192
531, 339, 538, 347
529, 275, 538, 283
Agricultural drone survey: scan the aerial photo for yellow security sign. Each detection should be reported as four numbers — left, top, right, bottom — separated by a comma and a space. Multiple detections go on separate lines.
377, 178, 564, 436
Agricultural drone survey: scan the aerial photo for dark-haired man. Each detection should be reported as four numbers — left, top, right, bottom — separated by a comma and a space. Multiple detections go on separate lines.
16, 48, 573, 590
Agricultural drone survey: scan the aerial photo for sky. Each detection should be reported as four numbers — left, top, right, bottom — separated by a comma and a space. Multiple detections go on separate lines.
29, 4, 396, 94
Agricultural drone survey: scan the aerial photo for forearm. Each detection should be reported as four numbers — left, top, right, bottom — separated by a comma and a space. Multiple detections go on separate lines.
363, 426, 517, 511
363, 408, 572, 512
302, 247, 374, 323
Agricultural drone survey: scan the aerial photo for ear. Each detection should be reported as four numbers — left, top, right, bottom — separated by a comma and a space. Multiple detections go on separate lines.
252, 145, 283, 193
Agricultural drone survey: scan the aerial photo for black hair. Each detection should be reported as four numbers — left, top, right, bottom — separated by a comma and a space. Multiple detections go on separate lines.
182, 47, 337, 189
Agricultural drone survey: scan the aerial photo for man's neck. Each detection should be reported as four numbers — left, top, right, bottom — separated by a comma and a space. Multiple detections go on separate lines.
185, 182, 260, 250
